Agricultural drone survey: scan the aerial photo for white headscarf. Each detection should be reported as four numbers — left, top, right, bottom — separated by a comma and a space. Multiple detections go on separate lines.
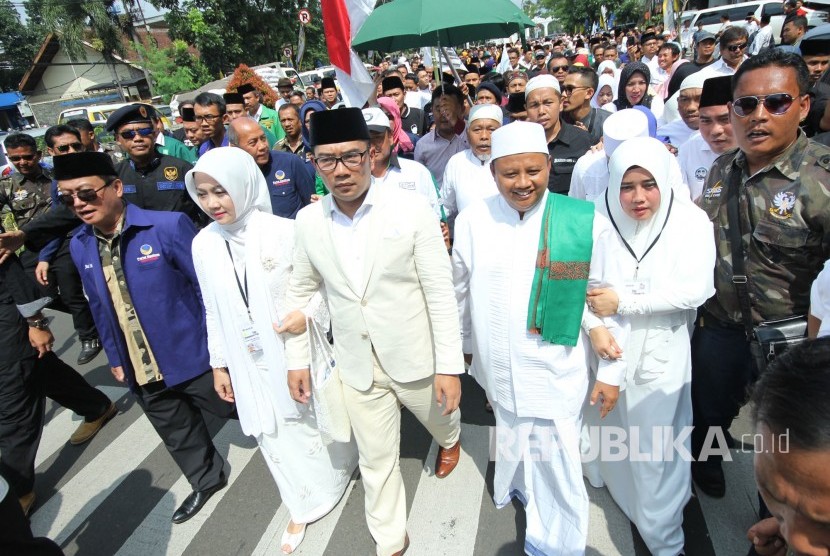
185, 147, 271, 240
596, 60, 619, 79
591, 73, 618, 109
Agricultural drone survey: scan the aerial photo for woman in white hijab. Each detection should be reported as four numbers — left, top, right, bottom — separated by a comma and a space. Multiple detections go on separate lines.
582, 137, 715, 556
591, 73, 617, 111
185, 148, 356, 554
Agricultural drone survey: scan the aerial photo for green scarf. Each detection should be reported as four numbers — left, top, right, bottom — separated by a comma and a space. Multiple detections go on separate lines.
527, 194, 595, 346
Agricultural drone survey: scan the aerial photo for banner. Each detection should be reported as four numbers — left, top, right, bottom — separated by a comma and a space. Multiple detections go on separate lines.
321, 0, 375, 107
297, 25, 307, 69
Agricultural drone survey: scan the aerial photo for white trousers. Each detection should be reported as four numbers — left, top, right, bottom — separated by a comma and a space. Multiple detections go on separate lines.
493, 405, 588, 556
341, 356, 461, 556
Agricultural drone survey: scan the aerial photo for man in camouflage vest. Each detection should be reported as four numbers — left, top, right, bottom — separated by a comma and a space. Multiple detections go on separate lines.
692, 49, 830, 500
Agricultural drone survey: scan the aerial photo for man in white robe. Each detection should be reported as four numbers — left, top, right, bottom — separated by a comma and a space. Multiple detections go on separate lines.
453, 121, 627, 555
441, 104, 502, 219
656, 72, 707, 149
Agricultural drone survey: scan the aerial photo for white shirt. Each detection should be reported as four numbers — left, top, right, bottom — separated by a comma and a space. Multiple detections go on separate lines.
405, 90, 430, 111
253, 104, 264, 122
657, 118, 698, 148
750, 25, 774, 55
453, 192, 627, 419
811, 259, 830, 338
697, 57, 746, 78
677, 133, 718, 201
648, 58, 668, 87
441, 149, 499, 217
374, 156, 442, 220
330, 183, 377, 290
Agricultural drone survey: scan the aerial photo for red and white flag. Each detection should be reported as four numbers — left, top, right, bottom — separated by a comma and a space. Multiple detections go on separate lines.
321, 0, 375, 108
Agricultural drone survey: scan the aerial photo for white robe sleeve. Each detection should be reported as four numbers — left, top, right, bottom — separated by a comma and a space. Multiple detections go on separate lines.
441, 156, 459, 218
451, 211, 473, 354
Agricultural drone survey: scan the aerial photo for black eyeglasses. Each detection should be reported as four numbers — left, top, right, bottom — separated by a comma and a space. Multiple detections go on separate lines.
313, 150, 368, 172
55, 142, 84, 153
732, 93, 795, 117
57, 181, 113, 205
8, 154, 36, 162
561, 85, 588, 95
550, 65, 569, 72
726, 42, 748, 52
195, 114, 222, 123
118, 128, 155, 140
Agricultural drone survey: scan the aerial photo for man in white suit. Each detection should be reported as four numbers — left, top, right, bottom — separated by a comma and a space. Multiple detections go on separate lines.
283, 108, 464, 556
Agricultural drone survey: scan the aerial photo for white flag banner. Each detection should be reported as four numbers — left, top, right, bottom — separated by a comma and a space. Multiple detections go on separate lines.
322, 0, 375, 107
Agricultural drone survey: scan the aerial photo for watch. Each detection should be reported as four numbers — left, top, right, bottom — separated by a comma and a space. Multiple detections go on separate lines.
27, 317, 49, 330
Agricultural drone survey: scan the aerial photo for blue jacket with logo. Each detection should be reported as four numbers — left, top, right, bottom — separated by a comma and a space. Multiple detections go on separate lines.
70, 203, 210, 389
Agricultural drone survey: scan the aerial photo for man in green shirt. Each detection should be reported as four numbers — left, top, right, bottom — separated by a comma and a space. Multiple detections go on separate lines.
239, 83, 285, 141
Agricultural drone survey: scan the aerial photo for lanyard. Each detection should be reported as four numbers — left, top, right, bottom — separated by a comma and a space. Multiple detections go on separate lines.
224, 241, 250, 319
605, 189, 674, 279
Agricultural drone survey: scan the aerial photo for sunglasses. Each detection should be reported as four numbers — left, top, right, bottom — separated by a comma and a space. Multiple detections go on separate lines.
561, 85, 588, 95
550, 65, 569, 72
726, 42, 748, 52
55, 142, 84, 153
732, 93, 795, 117
8, 154, 36, 162
57, 181, 112, 206
118, 128, 155, 140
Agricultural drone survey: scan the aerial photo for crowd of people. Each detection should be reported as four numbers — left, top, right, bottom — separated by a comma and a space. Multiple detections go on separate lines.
2, 11, 830, 556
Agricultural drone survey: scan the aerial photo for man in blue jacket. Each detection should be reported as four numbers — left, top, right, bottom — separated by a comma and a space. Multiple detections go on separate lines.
54, 152, 236, 524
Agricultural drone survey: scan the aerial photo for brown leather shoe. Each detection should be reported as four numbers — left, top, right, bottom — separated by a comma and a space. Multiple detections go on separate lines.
391, 534, 410, 556
19, 491, 36, 517
435, 440, 461, 478
70, 402, 117, 445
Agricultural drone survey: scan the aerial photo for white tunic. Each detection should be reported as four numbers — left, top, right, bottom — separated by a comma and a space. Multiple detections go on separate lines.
810, 259, 830, 338
374, 156, 443, 221
677, 133, 719, 201
441, 149, 499, 218
657, 118, 698, 148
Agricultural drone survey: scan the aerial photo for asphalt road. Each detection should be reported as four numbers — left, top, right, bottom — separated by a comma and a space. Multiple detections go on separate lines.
25, 309, 761, 556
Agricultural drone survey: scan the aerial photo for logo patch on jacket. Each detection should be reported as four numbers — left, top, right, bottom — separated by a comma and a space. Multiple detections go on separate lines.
137, 243, 161, 264
163, 167, 179, 180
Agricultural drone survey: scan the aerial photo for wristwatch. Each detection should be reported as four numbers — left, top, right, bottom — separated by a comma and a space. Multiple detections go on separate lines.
27, 317, 49, 330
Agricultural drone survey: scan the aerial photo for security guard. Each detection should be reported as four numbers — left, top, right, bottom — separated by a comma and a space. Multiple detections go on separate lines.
105, 104, 204, 226
0, 133, 52, 231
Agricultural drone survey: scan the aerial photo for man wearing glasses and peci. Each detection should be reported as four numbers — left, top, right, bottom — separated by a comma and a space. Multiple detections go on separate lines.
104, 104, 203, 227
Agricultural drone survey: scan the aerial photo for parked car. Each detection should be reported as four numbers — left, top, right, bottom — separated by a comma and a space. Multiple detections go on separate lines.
689, 0, 828, 43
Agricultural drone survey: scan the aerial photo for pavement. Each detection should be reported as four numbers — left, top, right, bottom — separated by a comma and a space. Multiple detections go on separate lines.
25, 309, 762, 555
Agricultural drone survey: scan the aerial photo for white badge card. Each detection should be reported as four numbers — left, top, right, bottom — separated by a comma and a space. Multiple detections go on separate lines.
624, 278, 650, 296
241, 325, 264, 354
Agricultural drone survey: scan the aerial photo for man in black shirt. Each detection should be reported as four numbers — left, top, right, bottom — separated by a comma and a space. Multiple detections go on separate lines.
525, 75, 593, 194
560, 67, 609, 145
382, 75, 429, 137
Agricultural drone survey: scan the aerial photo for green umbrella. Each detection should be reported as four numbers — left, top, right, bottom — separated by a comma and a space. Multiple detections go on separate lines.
351, 0, 535, 51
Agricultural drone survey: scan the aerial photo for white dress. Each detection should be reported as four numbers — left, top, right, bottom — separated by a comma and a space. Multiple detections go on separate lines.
441, 149, 499, 218
192, 210, 357, 523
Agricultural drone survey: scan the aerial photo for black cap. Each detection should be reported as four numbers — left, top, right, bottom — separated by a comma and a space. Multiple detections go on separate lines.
699, 76, 733, 108
223, 92, 244, 105
237, 83, 257, 95
321, 77, 337, 91
180, 107, 196, 122
505, 92, 526, 114
800, 38, 830, 56
309, 107, 370, 147
54, 152, 117, 180
381, 75, 405, 92
105, 103, 154, 132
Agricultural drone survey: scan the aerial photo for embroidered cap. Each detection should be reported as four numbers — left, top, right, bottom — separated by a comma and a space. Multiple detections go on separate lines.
525, 74, 561, 98
468, 104, 503, 124
362, 107, 391, 132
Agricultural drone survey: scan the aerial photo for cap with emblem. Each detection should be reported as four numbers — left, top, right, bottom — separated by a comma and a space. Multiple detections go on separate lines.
180, 107, 196, 122
491, 121, 548, 161
54, 152, 117, 180
105, 103, 154, 132
321, 77, 337, 91
277, 77, 293, 88
535, 50, 546, 58
469, 104, 503, 124
602, 108, 649, 157
699, 75, 733, 108
309, 107, 370, 147
362, 107, 391, 132
223, 92, 244, 105
237, 83, 257, 95
381, 75, 405, 92
525, 74, 561, 97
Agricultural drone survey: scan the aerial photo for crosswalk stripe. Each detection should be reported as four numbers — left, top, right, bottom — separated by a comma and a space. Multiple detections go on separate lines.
29, 412, 163, 544
406, 423, 489, 556
114, 421, 258, 556
585, 483, 637, 555
35, 386, 129, 468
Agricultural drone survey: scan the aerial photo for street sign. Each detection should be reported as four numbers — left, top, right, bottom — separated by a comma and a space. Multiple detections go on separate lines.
298, 8, 311, 25
283, 46, 293, 59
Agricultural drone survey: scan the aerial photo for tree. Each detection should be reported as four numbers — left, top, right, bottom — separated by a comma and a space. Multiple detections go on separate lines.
136, 40, 212, 102
38, 0, 126, 61
539, 0, 645, 33
0, 0, 41, 91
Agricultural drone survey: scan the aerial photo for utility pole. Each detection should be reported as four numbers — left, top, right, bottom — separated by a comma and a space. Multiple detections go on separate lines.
125, 0, 156, 98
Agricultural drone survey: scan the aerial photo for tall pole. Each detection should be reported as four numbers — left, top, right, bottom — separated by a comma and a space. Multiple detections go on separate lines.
129, 0, 156, 98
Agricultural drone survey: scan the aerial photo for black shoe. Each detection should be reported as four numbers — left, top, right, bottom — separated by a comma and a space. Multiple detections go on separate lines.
171, 477, 227, 524
77, 339, 102, 365
692, 461, 726, 498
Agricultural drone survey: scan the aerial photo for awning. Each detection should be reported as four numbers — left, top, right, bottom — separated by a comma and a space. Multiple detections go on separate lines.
85, 76, 147, 92
0, 91, 23, 110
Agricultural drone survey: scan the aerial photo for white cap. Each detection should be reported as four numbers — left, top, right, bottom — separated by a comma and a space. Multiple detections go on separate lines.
468, 104, 503, 125
491, 121, 549, 161
524, 74, 560, 98
679, 71, 707, 92
602, 109, 649, 157
362, 107, 391, 132
398, 56, 408, 65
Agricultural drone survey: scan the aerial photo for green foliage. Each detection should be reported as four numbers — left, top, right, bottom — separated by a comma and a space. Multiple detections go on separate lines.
540, 0, 647, 33
136, 40, 212, 102
38, 0, 126, 62
0, 0, 41, 91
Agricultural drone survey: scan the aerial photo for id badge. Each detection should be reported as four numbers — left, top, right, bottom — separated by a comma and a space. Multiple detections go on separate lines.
624, 279, 650, 296
241, 325, 263, 354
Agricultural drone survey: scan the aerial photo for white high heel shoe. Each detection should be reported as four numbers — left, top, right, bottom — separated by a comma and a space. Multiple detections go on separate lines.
281, 522, 307, 554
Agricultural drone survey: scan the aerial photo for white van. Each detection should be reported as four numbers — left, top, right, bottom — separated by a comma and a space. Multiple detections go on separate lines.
690, 0, 828, 43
